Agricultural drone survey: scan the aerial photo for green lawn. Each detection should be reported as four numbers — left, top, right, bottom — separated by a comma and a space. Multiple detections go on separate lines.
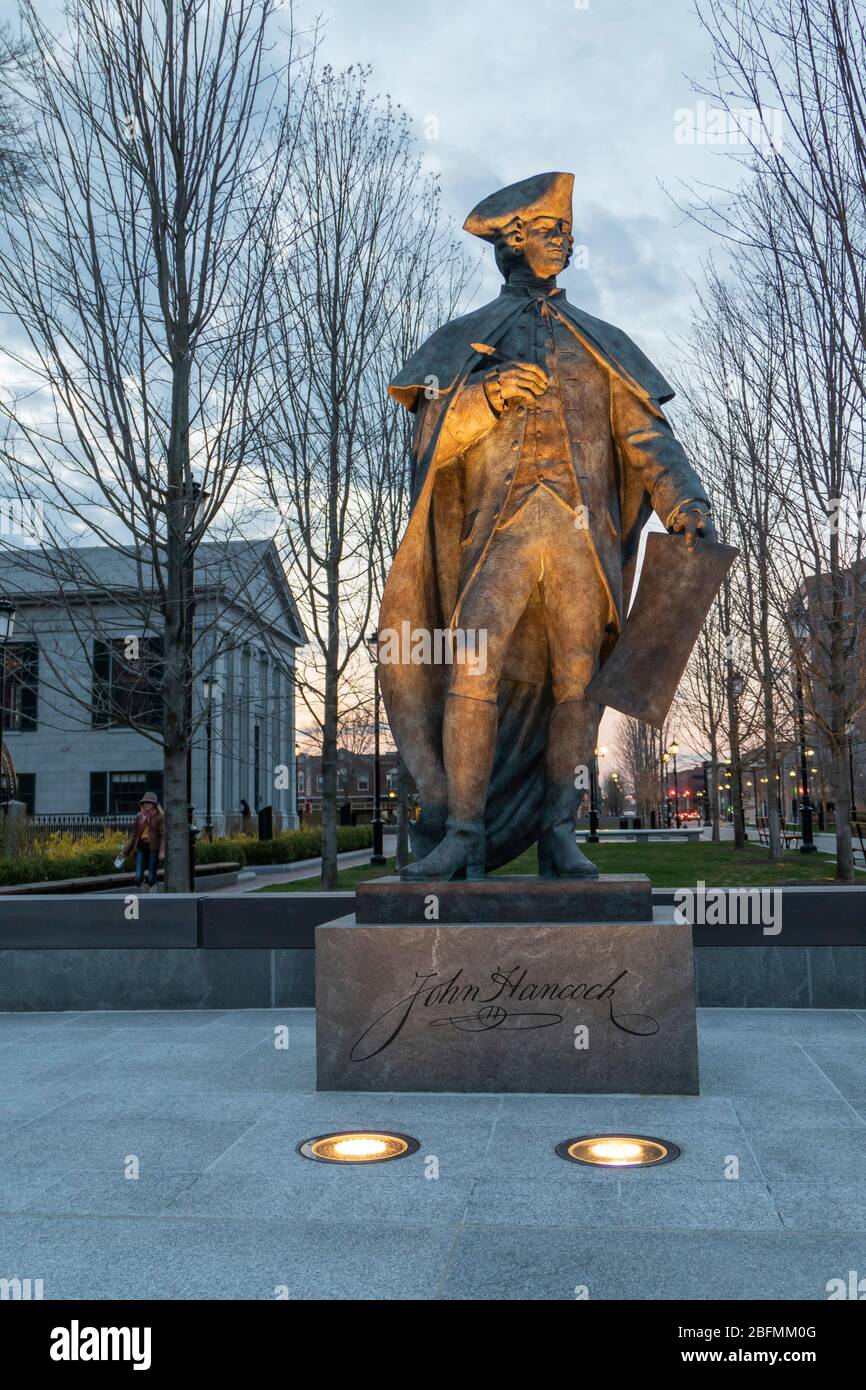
256, 839, 863, 891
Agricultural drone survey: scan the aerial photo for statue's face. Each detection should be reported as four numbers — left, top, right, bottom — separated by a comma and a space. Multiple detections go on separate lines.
521, 215, 572, 278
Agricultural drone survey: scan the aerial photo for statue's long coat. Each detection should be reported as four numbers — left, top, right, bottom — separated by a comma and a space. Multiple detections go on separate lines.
379, 290, 708, 867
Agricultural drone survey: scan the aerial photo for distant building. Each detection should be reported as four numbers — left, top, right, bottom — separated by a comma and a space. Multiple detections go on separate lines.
296, 748, 415, 824
0, 540, 306, 832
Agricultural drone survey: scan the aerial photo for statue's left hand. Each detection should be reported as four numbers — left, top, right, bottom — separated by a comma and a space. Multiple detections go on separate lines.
671, 505, 717, 553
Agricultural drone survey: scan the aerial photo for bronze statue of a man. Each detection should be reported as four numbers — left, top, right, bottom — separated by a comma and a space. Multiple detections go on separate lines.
379, 172, 716, 881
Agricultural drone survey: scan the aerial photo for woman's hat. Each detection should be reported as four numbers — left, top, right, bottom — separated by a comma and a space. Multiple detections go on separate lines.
139, 791, 159, 805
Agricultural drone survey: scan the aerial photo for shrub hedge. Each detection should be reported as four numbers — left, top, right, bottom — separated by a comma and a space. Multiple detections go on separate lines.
0, 824, 373, 886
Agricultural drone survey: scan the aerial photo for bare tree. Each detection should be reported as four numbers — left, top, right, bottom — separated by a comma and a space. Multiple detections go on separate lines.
677, 0, 866, 878
692, 0, 866, 398
365, 187, 475, 870
617, 715, 674, 826
262, 65, 466, 887
678, 599, 727, 841
0, 0, 307, 887
0, 20, 36, 204
678, 263, 793, 859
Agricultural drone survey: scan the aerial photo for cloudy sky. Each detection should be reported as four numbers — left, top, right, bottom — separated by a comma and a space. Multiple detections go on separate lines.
311, 0, 740, 374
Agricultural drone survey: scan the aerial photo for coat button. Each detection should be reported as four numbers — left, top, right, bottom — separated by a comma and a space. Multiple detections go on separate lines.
516, 404, 526, 416
511, 440, 520, 451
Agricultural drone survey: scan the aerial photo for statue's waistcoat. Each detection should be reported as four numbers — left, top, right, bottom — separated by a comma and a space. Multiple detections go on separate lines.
457, 296, 622, 623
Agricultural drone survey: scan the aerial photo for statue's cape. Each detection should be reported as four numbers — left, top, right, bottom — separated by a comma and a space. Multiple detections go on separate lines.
380, 291, 675, 870
390, 292, 675, 415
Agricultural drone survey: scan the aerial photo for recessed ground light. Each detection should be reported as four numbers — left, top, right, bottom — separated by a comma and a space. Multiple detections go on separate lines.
555, 1134, 680, 1168
297, 1131, 419, 1164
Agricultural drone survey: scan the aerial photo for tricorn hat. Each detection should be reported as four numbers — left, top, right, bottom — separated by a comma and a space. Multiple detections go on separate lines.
463, 171, 574, 243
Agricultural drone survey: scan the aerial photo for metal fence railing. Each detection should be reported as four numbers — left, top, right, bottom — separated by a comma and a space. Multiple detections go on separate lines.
21, 814, 137, 849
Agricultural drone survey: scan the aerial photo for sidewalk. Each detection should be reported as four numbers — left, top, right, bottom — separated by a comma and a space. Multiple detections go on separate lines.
704, 821, 864, 866
204, 833, 398, 895
3, 1005, 865, 1299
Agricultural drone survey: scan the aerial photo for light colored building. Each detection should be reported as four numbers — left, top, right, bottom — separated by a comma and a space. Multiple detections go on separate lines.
0, 540, 306, 832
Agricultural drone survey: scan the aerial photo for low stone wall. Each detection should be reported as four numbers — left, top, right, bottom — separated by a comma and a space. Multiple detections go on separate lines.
0, 946, 316, 1012
0, 886, 863, 1011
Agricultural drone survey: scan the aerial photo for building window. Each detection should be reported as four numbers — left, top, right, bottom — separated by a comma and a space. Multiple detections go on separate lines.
90, 770, 164, 815
15, 772, 35, 814
357, 774, 369, 792
297, 771, 306, 795
1, 642, 38, 731
386, 769, 398, 790
316, 775, 323, 791
92, 638, 163, 731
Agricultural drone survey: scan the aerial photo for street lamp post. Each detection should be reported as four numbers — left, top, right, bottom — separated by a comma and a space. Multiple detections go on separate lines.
366, 632, 386, 866
668, 742, 680, 828
797, 719, 817, 855
202, 676, 217, 842
847, 724, 858, 824
588, 745, 606, 843
0, 602, 16, 807
730, 671, 747, 844
662, 752, 671, 826
790, 607, 817, 851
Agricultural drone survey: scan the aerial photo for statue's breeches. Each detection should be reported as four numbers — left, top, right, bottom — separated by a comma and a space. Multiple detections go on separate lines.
450, 487, 611, 703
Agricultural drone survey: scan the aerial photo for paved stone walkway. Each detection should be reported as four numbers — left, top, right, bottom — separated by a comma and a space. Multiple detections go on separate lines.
1, 1007, 865, 1299
205, 834, 398, 895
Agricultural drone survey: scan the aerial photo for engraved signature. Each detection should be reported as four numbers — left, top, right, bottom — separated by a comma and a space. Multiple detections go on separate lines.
348, 966, 660, 1062
430, 1005, 562, 1033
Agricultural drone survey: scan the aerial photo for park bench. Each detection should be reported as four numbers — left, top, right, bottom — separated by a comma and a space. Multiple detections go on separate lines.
755, 816, 802, 849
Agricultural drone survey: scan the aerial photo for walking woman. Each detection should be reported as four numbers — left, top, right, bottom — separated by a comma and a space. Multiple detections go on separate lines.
122, 792, 165, 891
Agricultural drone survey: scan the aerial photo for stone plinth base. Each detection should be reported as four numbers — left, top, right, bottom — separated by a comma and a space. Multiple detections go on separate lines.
316, 909, 699, 1094
356, 874, 652, 924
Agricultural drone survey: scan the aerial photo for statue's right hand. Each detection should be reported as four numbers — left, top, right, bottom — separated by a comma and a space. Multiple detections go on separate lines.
483, 360, 549, 409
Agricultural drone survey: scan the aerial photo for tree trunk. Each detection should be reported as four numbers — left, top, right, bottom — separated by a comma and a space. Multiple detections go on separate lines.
162, 349, 192, 892
829, 732, 854, 883
726, 698, 746, 850
709, 739, 720, 842
320, 661, 339, 891
764, 747, 783, 861
757, 559, 782, 859
163, 737, 189, 892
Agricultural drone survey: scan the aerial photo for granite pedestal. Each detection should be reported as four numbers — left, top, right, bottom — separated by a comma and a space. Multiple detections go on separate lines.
355, 874, 652, 924
316, 876, 700, 1095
